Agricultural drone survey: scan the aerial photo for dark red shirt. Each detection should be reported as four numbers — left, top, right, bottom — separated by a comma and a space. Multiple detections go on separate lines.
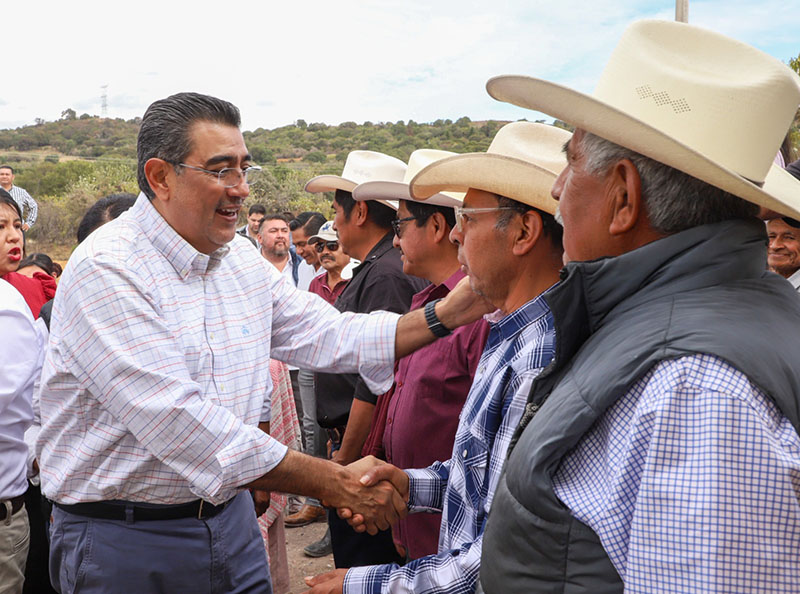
383, 269, 490, 559
2, 271, 56, 318
308, 270, 349, 305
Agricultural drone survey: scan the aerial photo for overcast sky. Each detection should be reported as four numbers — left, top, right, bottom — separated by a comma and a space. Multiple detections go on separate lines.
3, 0, 798, 132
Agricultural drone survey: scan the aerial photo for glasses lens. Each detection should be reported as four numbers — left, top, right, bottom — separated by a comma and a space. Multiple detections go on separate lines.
218, 168, 242, 188
243, 167, 261, 185
315, 241, 339, 253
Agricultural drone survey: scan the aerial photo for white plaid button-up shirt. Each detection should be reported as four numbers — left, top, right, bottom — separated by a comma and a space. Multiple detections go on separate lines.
37, 194, 399, 505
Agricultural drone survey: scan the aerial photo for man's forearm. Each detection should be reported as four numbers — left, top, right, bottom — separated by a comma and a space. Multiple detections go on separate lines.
394, 277, 493, 359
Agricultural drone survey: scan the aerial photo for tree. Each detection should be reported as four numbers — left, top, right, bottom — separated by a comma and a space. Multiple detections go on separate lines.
295, 119, 307, 130
61, 108, 77, 121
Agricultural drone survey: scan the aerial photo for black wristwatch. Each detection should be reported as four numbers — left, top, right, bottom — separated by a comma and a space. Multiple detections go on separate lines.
424, 298, 452, 338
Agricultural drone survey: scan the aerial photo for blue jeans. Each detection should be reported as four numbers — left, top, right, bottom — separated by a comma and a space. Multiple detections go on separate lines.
49, 491, 270, 594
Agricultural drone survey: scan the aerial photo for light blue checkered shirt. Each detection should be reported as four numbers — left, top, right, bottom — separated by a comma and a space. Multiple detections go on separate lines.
344, 293, 555, 594
553, 353, 800, 592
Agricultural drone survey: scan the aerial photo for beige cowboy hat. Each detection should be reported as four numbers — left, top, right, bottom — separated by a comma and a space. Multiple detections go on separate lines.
305, 150, 407, 210
353, 149, 466, 208
409, 121, 570, 215
486, 19, 800, 219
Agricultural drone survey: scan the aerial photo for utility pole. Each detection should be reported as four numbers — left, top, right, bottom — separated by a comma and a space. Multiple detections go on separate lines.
100, 84, 108, 118
676, 0, 688, 22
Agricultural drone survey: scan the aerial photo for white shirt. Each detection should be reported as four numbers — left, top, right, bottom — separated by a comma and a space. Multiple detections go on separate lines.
37, 194, 399, 505
0, 280, 41, 499
788, 268, 800, 290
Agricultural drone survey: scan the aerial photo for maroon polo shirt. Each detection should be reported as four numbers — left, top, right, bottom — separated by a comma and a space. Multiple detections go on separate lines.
308, 270, 349, 305
383, 269, 490, 559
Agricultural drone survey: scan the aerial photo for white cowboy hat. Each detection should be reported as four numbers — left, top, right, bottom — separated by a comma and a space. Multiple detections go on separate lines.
305, 151, 407, 210
486, 19, 800, 218
353, 149, 466, 208
409, 122, 570, 215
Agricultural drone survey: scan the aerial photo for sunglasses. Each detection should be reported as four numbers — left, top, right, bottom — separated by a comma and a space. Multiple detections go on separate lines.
314, 241, 340, 253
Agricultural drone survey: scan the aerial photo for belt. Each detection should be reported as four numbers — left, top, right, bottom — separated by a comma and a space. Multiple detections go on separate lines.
54, 498, 233, 522
0, 494, 26, 521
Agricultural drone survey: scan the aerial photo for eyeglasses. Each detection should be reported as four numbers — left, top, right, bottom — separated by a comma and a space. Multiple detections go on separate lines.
177, 163, 262, 188
391, 216, 417, 238
453, 206, 517, 232
314, 241, 340, 253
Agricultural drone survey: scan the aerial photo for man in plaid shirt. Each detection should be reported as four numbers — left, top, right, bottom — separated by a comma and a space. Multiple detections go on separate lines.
304, 122, 570, 594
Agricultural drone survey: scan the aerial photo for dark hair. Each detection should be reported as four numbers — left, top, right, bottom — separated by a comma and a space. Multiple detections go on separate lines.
257, 213, 291, 233
289, 211, 316, 231
18, 253, 54, 276
405, 200, 456, 230
76, 193, 137, 243
333, 189, 395, 230
0, 165, 13, 174
495, 195, 563, 252
51, 261, 63, 278
248, 204, 267, 216
301, 212, 327, 236
137, 92, 241, 200
0, 188, 22, 220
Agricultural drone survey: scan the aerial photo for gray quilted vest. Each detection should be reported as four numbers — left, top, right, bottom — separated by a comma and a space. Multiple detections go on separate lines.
480, 218, 800, 593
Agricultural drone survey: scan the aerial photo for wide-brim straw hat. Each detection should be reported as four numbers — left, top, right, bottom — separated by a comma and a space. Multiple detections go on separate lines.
486, 19, 800, 219
409, 122, 570, 215
305, 150, 407, 210
353, 149, 465, 208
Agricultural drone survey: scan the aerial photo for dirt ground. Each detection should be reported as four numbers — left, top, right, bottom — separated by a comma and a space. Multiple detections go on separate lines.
285, 518, 334, 594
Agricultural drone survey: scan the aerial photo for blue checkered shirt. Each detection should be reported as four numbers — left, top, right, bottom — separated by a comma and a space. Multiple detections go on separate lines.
344, 293, 555, 594
552, 353, 800, 592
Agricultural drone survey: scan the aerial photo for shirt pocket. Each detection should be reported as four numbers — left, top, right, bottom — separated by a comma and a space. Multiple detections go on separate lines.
461, 439, 490, 509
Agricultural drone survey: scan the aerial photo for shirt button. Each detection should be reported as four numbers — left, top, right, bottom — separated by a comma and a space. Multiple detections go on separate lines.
462, 449, 468, 459
209, 333, 215, 340
387, 418, 392, 425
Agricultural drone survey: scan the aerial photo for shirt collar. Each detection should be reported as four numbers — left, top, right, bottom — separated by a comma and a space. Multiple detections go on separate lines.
351, 231, 396, 276
489, 289, 553, 345
132, 193, 230, 279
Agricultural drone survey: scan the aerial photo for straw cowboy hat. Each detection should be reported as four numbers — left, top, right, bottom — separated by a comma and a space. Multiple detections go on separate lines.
486, 19, 800, 218
305, 150, 407, 210
353, 149, 466, 208
409, 121, 570, 215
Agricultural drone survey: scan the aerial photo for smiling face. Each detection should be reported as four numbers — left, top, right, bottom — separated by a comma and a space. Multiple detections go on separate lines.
153, 120, 251, 254
768, 218, 800, 279
0, 202, 23, 275
292, 227, 319, 266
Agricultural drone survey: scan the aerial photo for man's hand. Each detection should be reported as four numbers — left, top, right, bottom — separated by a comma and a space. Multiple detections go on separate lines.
436, 276, 495, 331
339, 460, 410, 533
22, 223, 29, 232
251, 489, 271, 517
303, 569, 347, 594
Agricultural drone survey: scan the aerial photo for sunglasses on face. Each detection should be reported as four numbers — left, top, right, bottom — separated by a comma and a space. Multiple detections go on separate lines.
315, 241, 340, 253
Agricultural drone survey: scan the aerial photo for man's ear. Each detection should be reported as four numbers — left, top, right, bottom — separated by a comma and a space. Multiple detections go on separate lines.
511, 209, 544, 256
607, 158, 643, 236
353, 200, 369, 227
144, 158, 173, 202
429, 211, 450, 244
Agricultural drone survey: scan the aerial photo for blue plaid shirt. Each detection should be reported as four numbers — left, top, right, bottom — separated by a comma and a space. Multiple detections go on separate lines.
553, 354, 800, 592
344, 293, 555, 594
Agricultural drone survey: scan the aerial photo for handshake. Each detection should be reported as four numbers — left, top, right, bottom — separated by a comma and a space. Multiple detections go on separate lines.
323, 455, 410, 536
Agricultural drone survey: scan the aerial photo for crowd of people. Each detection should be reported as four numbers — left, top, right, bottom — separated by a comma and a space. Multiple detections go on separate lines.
2, 17, 800, 594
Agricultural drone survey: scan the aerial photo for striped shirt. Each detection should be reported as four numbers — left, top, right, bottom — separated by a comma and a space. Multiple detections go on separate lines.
8, 185, 37, 227
344, 292, 555, 594
553, 354, 800, 592
37, 194, 399, 505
